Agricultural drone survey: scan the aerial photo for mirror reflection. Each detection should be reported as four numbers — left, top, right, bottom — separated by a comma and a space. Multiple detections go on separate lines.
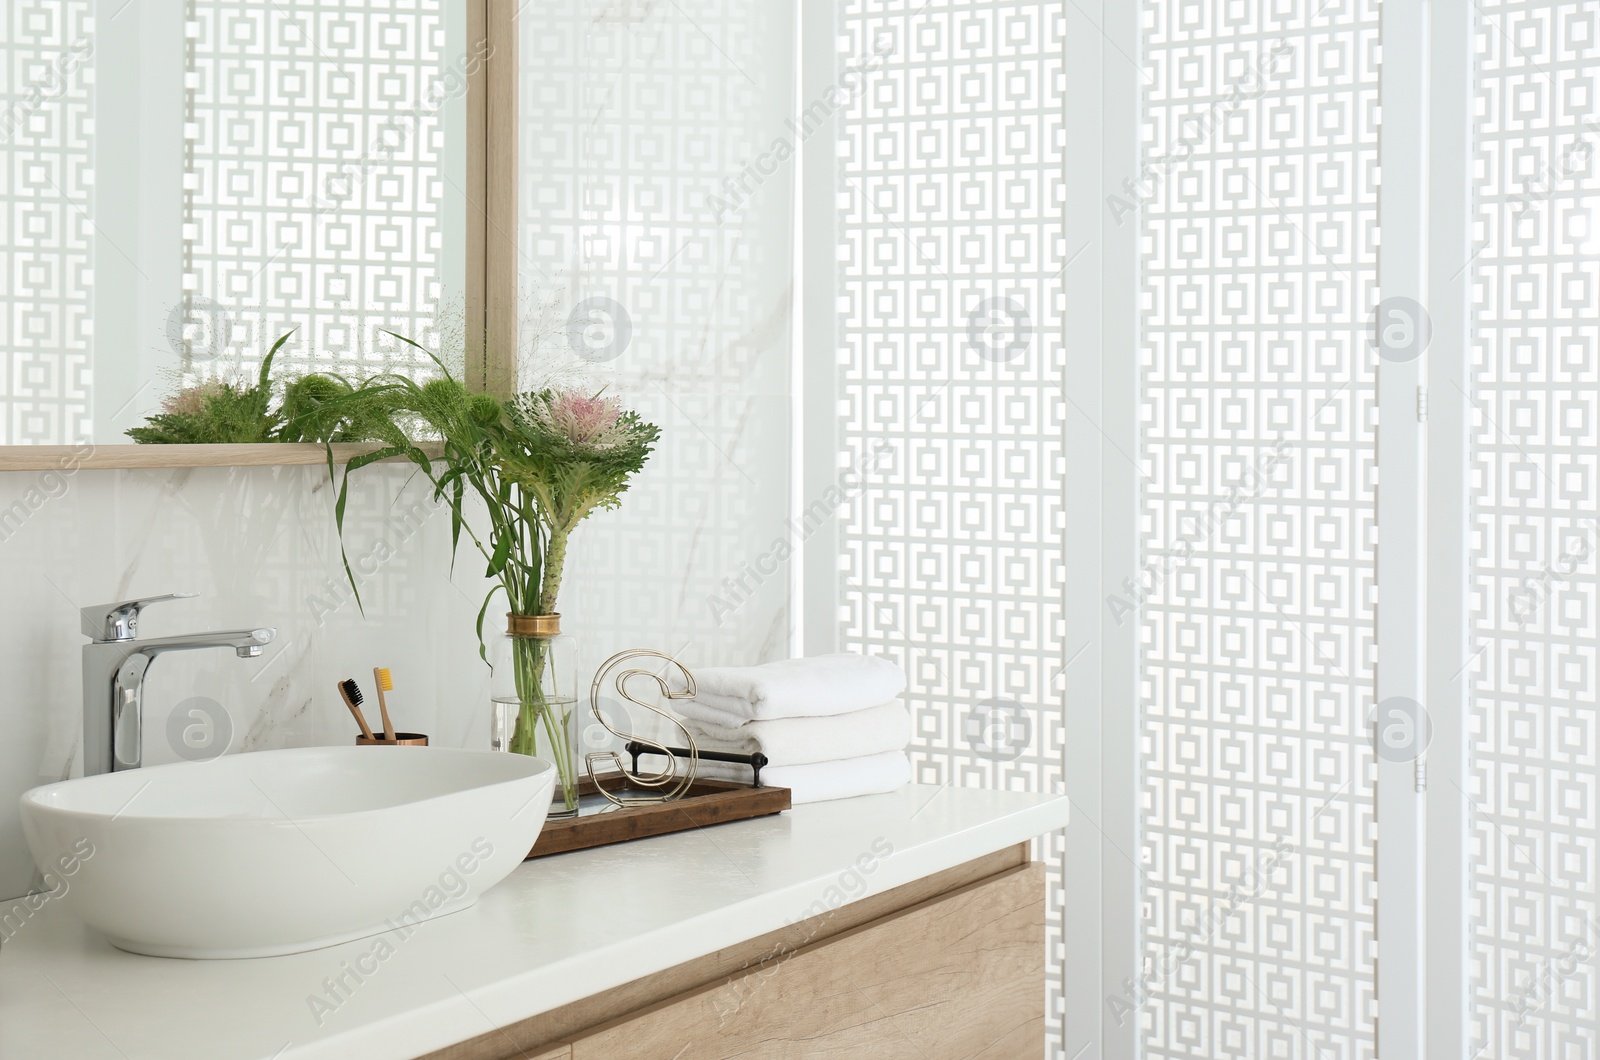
3, 2, 469, 445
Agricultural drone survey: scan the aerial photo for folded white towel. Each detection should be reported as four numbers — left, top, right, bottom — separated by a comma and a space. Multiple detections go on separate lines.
677, 653, 907, 725
696, 750, 911, 804
680, 701, 911, 768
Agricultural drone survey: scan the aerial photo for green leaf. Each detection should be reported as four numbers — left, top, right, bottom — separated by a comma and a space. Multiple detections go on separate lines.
332, 444, 408, 615
449, 476, 465, 576
382, 329, 454, 378
485, 527, 512, 578
258, 327, 297, 393
475, 583, 506, 667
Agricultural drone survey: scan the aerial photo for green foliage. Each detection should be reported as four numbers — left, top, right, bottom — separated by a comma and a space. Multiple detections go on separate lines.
297, 333, 660, 631
277, 372, 358, 443
495, 390, 660, 615
124, 379, 279, 444
292, 335, 535, 623
141, 324, 662, 630
128, 330, 306, 445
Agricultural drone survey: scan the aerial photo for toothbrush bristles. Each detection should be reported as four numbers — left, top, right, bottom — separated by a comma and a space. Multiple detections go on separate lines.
375, 668, 393, 691
340, 678, 363, 705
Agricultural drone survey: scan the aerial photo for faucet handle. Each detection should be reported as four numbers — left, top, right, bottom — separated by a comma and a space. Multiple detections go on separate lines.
80, 593, 200, 642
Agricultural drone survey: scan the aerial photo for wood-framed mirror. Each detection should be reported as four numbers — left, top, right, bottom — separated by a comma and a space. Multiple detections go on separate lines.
0, 0, 519, 471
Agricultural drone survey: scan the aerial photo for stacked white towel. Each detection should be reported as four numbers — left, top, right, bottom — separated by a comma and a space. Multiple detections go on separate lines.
677, 654, 912, 804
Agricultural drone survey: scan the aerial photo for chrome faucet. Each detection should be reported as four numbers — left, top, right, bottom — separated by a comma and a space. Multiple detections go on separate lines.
80, 594, 276, 775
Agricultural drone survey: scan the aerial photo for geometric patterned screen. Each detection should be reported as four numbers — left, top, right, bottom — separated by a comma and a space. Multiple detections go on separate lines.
0, 0, 93, 443
1137, 3, 1379, 1058
179, 0, 452, 387
835, 1, 1069, 1052
1470, 2, 1600, 1055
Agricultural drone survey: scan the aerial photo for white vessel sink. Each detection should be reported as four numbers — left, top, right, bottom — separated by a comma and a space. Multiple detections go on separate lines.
19, 746, 555, 959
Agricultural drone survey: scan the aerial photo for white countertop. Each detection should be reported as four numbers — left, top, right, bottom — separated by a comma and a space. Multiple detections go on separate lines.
0, 783, 1069, 1060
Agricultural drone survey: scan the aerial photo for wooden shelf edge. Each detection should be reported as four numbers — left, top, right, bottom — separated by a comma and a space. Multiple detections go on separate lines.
0, 442, 444, 472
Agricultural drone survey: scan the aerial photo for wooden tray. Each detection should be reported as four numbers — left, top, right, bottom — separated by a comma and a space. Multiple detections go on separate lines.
527, 774, 791, 859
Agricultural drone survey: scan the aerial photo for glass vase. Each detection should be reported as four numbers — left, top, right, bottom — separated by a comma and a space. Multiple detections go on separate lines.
489, 613, 581, 818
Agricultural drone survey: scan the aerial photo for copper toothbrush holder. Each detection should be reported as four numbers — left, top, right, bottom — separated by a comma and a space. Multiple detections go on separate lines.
356, 732, 429, 746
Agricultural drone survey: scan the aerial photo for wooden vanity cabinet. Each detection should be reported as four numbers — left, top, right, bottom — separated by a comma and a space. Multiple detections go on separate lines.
425, 843, 1045, 1060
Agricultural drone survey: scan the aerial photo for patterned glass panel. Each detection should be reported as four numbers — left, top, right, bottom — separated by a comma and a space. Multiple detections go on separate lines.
1470, 3, 1600, 1056
835, 2, 1069, 1051
0, 0, 93, 443
1139, 2, 1379, 1057
181, 0, 452, 384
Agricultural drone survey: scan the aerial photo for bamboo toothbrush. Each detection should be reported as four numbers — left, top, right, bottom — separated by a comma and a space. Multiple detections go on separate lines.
372, 667, 398, 742
338, 679, 374, 740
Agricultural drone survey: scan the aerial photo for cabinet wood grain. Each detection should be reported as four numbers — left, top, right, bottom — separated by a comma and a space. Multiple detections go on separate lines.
570, 862, 1045, 1060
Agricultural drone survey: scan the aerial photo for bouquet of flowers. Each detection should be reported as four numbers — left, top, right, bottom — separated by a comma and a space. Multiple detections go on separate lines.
293, 335, 659, 808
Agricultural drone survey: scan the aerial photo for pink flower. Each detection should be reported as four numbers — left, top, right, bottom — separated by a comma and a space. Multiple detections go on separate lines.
530, 390, 624, 447
161, 379, 229, 418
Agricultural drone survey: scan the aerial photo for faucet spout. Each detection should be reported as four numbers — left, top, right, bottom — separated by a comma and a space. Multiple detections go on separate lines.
136, 628, 277, 658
